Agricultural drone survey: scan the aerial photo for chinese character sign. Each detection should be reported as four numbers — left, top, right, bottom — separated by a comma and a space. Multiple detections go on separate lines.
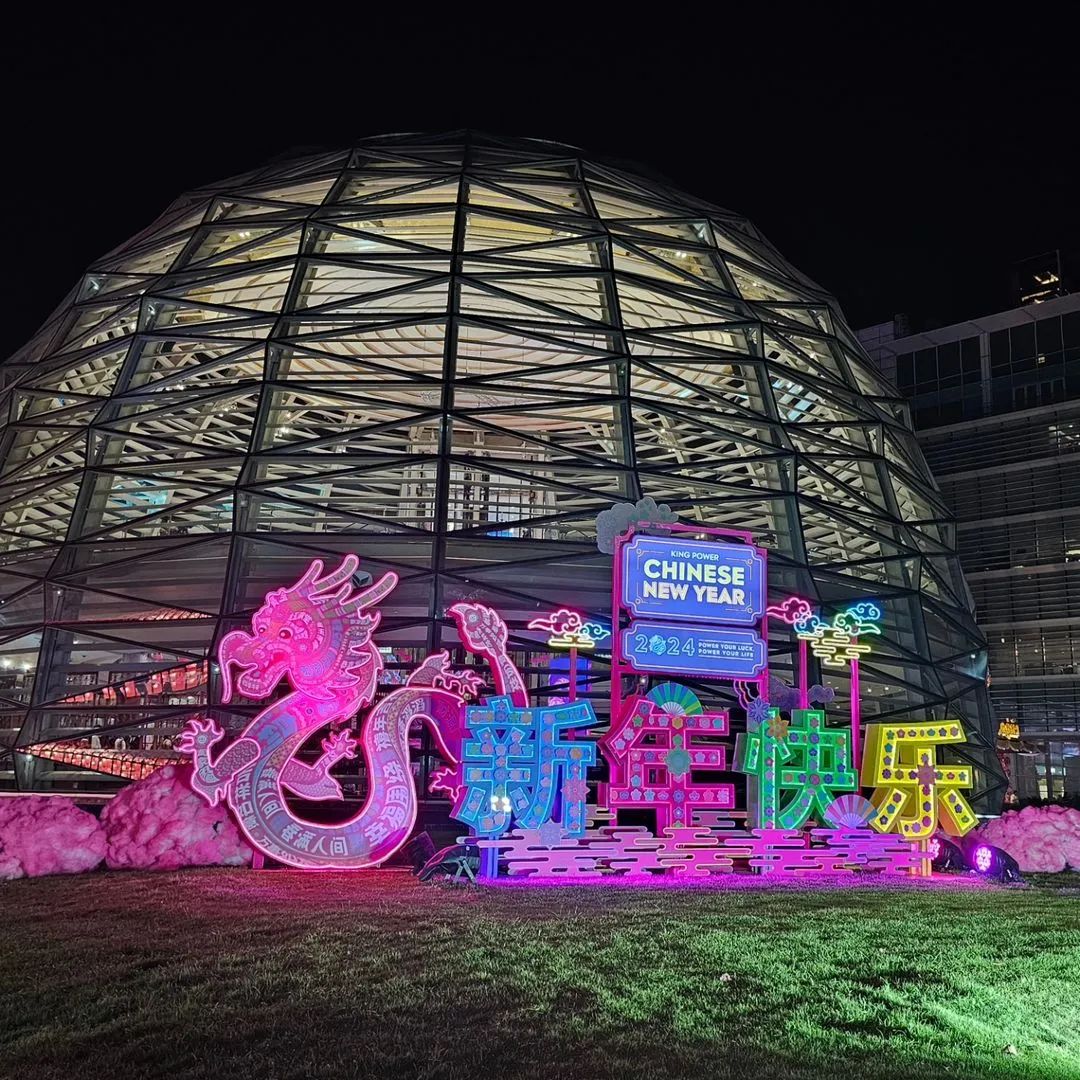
735, 708, 857, 829
861, 721, 977, 839
451, 696, 598, 839
600, 696, 734, 829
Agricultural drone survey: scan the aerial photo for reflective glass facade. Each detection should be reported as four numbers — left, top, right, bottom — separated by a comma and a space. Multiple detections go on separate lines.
862, 293, 1080, 800
0, 132, 1002, 811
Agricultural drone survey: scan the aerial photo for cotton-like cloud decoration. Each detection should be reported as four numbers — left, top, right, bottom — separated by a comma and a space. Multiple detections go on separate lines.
595, 497, 678, 554
768, 676, 799, 712
100, 763, 252, 870
808, 684, 836, 704
977, 805, 1080, 873
0, 795, 106, 881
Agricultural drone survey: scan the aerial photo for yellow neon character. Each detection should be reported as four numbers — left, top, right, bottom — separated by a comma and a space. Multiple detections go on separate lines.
861, 721, 977, 840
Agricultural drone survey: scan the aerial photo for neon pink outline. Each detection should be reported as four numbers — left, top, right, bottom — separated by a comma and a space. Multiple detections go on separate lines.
766, 596, 815, 708
610, 523, 769, 735
527, 608, 607, 651
528, 607, 607, 704
175, 555, 518, 870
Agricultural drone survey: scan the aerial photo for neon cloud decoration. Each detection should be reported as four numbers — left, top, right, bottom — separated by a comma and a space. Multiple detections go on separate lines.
794, 601, 883, 667
527, 608, 610, 651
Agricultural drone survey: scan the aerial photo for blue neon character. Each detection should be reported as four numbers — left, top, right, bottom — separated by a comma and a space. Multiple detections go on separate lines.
451, 695, 598, 838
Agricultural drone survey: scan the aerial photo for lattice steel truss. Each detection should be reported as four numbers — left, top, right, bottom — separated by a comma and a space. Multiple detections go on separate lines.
0, 132, 1004, 809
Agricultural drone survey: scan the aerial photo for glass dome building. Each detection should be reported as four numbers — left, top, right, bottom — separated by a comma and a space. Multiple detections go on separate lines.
0, 132, 1003, 811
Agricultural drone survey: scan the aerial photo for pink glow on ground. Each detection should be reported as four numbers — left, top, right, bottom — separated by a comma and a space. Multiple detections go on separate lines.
483, 871, 1002, 892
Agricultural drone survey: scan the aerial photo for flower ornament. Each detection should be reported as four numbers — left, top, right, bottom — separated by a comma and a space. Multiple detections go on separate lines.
747, 698, 772, 726
536, 820, 566, 848
915, 762, 938, 787
766, 715, 791, 740
561, 777, 589, 803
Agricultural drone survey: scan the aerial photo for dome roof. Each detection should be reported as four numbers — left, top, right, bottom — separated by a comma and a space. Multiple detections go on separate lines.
0, 131, 1002, 803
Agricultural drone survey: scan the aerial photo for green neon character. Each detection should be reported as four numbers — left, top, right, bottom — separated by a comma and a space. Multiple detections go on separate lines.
735, 708, 856, 829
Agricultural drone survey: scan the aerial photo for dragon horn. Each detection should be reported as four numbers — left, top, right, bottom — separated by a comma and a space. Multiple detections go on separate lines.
347, 570, 399, 611
216, 630, 252, 705
310, 554, 359, 596
292, 559, 326, 595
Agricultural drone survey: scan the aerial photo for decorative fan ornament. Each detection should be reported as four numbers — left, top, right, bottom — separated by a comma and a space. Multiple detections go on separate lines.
646, 682, 703, 716
823, 793, 877, 829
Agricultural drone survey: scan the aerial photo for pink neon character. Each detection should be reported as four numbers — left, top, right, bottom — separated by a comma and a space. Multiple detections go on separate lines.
600, 696, 734, 830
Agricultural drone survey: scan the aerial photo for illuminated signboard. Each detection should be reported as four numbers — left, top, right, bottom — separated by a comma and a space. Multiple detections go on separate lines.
621, 536, 765, 624
620, 621, 766, 678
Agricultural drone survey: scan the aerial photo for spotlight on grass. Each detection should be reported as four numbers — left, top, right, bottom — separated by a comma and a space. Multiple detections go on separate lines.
929, 834, 968, 872
965, 841, 1024, 884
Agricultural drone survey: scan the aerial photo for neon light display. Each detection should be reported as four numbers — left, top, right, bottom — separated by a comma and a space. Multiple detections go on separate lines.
734, 708, 857, 829
479, 824, 922, 877
168, 549, 983, 879
794, 601, 882, 666
444, 695, 598, 839
177, 555, 516, 870
766, 596, 814, 626
620, 622, 766, 678
861, 721, 978, 839
527, 608, 609, 650
21, 741, 179, 782
620, 535, 766, 624
600, 694, 734, 829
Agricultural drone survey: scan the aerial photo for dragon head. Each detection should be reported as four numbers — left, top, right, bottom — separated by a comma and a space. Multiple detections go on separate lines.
217, 555, 397, 705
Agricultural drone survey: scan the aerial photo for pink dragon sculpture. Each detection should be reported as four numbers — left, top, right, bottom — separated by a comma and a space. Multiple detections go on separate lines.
177, 554, 523, 870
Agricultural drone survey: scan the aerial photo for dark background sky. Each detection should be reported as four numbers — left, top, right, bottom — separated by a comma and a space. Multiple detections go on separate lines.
2, 14, 1076, 358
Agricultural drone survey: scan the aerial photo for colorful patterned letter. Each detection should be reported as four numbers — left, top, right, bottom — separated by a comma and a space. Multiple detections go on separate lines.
452, 696, 598, 839
601, 696, 734, 829
735, 708, 857, 829
861, 721, 976, 839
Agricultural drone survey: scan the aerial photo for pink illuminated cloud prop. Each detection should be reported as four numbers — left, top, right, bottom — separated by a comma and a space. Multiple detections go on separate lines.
766, 595, 814, 626
0, 795, 106, 880
977, 805, 1080, 873
100, 763, 253, 871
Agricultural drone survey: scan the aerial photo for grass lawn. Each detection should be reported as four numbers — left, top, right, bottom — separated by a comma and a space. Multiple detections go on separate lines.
1, 870, 1079, 1080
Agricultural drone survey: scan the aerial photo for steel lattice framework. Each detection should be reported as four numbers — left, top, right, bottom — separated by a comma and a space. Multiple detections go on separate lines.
0, 132, 1003, 809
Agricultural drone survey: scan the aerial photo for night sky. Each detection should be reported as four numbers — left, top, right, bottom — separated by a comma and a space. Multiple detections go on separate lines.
2, 16, 1076, 359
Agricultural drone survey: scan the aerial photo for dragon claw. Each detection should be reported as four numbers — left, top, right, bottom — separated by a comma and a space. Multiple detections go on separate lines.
175, 718, 224, 756
321, 728, 358, 761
